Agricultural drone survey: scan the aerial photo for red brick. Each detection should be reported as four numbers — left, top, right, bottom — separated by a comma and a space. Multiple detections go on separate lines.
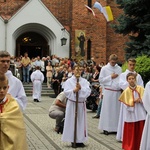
0, 0, 127, 64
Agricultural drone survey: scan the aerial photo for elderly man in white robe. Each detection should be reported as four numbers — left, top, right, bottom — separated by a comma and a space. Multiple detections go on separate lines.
98, 54, 122, 135
0, 51, 27, 111
31, 66, 44, 102
62, 65, 91, 148
140, 81, 150, 150
116, 58, 144, 141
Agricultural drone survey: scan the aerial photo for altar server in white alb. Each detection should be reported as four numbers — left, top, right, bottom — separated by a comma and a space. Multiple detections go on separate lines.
62, 66, 91, 148
31, 66, 44, 102
98, 54, 122, 135
116, 58, 144, 141
140, 81, 150, 150
119, 73, 146, 150
0, 51, 27, 111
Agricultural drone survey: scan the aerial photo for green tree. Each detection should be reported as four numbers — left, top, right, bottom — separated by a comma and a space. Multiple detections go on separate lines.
122, 55, 150, 84
112, 0, 150, 59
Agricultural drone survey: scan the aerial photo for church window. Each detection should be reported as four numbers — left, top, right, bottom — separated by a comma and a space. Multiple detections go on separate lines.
87, 39, 91, 60
87, 0, 92, 8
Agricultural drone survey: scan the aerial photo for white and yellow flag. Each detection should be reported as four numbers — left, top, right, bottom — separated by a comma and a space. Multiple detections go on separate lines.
102, 6, 114, 22
93, 1, 114, 22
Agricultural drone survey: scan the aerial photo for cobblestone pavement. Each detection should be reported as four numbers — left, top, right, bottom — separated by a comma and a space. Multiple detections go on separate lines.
24, 96, 122, 150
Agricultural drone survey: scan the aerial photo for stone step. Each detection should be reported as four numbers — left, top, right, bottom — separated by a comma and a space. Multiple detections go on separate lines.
23, 83, 48, 86
23, 83, 54, 97
24, 86, 53, 91
26, 93, 54, 97
25, 90, 54, 93
25, 91, 54, 97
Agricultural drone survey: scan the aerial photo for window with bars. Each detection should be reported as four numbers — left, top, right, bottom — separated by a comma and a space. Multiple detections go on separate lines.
87, 39, 91, 60
88, 0, 92, 8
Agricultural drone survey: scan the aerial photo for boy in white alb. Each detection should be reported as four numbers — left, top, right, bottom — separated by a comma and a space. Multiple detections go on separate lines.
119, 73, 146, 150
98, 54, 122, 135
0, 51, 27, 111
116, 58, 144, 141
62, 66, 91, 148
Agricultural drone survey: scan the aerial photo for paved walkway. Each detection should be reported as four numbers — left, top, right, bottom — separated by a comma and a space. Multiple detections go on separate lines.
24, 96, 122, 150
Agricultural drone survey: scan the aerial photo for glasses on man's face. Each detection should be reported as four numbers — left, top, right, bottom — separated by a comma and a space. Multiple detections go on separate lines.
0, 60, 10, 63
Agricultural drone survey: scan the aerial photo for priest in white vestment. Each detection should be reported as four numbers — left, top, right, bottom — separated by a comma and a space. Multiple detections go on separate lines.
62, 66, 91, 148
140, 81, 150, 150
31, 66, 44, 102
98, 54, 122, 134
116, 58, 144, 141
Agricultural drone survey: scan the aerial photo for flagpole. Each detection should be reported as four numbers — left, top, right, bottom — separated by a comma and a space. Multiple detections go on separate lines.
72, 50, 82, 148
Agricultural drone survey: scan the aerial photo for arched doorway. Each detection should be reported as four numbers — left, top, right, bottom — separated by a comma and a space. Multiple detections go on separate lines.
16, 32, 49, 58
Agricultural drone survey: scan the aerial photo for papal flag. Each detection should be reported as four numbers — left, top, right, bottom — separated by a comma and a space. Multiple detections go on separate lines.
85, 5, 96, 17
102, 6, 114, 22
93, 1, 103, 13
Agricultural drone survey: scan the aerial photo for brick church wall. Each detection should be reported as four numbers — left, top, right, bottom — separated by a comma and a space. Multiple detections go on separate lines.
0, 0, 127, 64
71, 0, 127, 64
0, 0, 27, 18
70, 0, 107, 64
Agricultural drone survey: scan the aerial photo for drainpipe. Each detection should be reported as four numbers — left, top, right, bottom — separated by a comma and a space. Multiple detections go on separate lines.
4, 19, 8, 51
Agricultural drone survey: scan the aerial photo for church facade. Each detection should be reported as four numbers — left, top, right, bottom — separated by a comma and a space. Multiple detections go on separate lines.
0, 0, 127, 64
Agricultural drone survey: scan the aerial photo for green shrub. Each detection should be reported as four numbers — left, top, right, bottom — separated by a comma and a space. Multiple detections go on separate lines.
135, 55, 150, 84
121, 55, 150, 85
121, 61, 127, 72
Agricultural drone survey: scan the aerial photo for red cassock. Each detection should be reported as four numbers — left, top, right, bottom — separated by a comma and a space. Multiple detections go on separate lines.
122, 121, 145, 150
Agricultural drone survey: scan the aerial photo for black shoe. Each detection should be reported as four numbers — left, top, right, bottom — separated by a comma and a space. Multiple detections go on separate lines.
36, 99, 40, 102
92, 114, 100, 119
71, 143, 77, 148
104, 130, 109, 135
77, 143, 85, 147
34, 99, 37, 102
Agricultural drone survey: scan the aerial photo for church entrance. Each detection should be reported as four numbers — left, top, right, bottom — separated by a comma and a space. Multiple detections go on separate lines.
20, 46, 42, 58
16, 32, 49, 59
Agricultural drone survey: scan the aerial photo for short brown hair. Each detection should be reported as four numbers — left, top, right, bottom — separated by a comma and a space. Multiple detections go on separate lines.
0, 75, 8, 83
126, 72, 136, 80
0, 51, 10, 58
127, 58, 136, 63
109, 54, 118, 61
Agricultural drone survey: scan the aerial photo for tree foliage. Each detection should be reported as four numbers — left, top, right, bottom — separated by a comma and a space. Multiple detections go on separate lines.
121, 55, 150, 84
112, 0, 150, 59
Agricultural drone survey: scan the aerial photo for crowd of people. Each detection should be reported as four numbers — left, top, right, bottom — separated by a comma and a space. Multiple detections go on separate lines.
1, 50, 150, 150
9, 52, 102, 97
